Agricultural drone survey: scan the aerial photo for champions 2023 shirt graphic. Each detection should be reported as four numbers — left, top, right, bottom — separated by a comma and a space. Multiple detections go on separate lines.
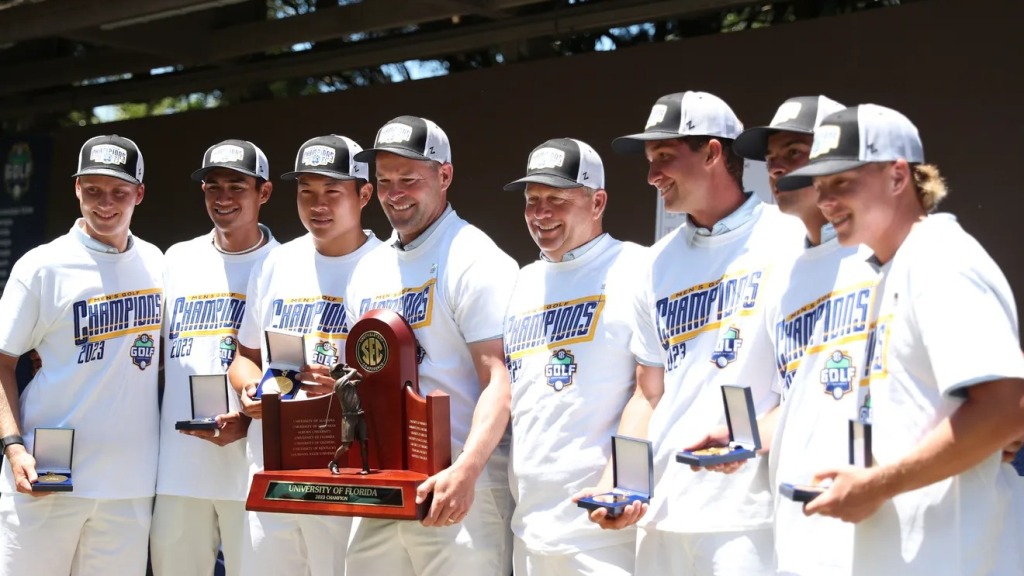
74, 288, 162, 368
655, 269, 763, 371
503, 295, 604, 384
269, 294, 348, 367
357, 278, 435, 329
166, 292, 245, 363
773, 281, 875, 391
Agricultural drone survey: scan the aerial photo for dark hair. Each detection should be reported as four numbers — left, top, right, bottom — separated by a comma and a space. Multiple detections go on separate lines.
683, 137, 744, 189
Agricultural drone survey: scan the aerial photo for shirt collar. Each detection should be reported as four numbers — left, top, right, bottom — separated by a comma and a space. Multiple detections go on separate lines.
806, 222, 838, 249
73, 218, 133, 254
540, 233, 607, 263
391, 203, 453, 251
683, 193, 759, 244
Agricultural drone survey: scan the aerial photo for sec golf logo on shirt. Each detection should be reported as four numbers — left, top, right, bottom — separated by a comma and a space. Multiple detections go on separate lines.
711, 326, 743, 368
545, 349, 577, 392
312, 340, 339, 367
131, 333, 156, 370
219, 335, 238, 369
820, 349, 856, 399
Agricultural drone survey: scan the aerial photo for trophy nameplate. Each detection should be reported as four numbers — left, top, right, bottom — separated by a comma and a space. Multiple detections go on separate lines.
33, 427, 74, 492
254, 329, 305, 400
578, 435, 653, 518
676, 385, 761, 466
176, 374, 229, 431
247, 309, 451, 520
779, 418, 874, 503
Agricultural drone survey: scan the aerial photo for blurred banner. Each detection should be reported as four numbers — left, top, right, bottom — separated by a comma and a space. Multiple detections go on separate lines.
0, 133, 51, 294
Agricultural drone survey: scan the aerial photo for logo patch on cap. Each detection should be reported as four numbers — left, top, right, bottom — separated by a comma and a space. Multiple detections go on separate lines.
210, 145, 245, 163
378, 123, 413, 144
90, 145, 128, 166
528, 148, 565, 170
771, 102, 802, 126
810, 125, 841, 159
301, 145, 336, 167
645, 105, 668, 129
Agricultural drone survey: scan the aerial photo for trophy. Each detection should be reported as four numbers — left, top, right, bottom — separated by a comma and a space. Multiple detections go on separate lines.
175, 374, 229, 431
246, 309, 451, 520
33, 427, 74, 492
253, 328, 305, 400
577, 435, 653, 518
779, 417, 874, 503
676, 384, 762, 467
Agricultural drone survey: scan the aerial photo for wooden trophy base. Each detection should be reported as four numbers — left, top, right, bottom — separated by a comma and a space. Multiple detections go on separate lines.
247, 468, 430, 520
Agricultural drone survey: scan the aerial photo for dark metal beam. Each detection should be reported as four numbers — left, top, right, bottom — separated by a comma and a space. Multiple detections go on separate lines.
0, 0, 550, 96
0, 0, 247, 44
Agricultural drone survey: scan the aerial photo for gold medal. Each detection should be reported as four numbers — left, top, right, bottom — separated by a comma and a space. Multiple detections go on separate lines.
273, 376, 294, 395
37, 472, 68, 484
593, 493, 628, 504
693, 447, 731, 456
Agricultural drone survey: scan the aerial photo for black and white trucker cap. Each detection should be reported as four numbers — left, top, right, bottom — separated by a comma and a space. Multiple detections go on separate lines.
777, 104, 924, 192
281, 135, 368, 181
354, 115, 451, 164
612, 91, 743, 155
503, 138, 605, 192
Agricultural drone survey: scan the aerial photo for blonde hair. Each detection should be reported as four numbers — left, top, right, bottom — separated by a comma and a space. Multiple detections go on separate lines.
912, 163, 948, 212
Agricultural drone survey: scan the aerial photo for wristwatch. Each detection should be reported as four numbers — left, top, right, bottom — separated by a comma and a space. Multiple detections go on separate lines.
0, 435, 24, 455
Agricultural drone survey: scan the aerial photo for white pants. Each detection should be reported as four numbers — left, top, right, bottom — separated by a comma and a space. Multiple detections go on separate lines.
346, 486, 513, 575
0, 493, 152, 576
513, 537, 635, 576
150, 494, 244, 576
240, 509, 352, 576
635, 526, 774, 576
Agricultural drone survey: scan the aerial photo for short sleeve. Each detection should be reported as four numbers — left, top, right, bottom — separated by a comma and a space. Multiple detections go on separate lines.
450, 244, 519, 344
914, 265, 1024, 397
0, 263, 42, 356
630, 265, 664, 368
236, 263, 263, 349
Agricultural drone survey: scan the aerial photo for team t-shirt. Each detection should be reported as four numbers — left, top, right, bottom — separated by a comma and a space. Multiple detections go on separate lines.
852, 214, 1024, 575
631, 199, 804, 533
766, 238, 878, 576
505, 234, 644, 554
0, 223, 164, 498
157, 227, 279, 501
237, 232, 380, 480
345, 210, 518, 489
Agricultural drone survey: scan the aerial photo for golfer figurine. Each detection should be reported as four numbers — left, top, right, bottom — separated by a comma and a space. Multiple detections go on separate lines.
328, 364, 371, 475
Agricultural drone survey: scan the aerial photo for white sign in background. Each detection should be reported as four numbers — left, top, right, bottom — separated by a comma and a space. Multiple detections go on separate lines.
654, 159, 771, 242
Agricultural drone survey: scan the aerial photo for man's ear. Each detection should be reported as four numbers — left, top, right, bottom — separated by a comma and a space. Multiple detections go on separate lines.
358, 181, 374, 208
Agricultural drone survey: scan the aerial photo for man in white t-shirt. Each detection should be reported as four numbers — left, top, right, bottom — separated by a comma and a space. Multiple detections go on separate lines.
151, 139, 279, 576
593, 91, 804, 575
778, 104, 1024, 575
0, 135, 163, 575
500, 138, 644, 575
342, 115, 518, 575
732, 96, 887, 576
227, 134, 380, 576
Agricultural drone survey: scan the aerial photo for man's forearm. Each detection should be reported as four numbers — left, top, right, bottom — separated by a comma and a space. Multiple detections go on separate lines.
228, 347, 263, 395
457, 374, 510, 477
879, 378, 1024, 498
0, 360, 23, 438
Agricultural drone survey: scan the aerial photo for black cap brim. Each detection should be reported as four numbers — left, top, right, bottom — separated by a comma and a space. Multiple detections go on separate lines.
71, 168, 140, 185
502, 173, 584, 192
734, 124, 816, 161
353, 146, 432, 163
190, 166, 262, 182
281, 169, 358, 181
610, 131, 685, 155
776, 158, 868, 192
